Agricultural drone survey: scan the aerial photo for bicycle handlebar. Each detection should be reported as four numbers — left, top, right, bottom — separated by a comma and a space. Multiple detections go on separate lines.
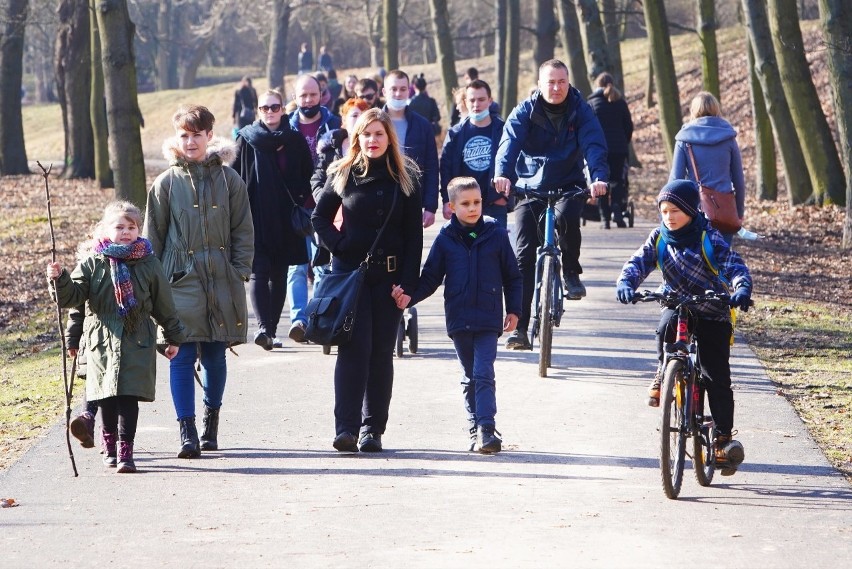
512, 185, 592, 202
633, 290, 733, 309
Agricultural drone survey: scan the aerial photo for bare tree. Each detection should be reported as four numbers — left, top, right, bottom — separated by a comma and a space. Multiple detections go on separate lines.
90, 0, 111, 188
55, 0, 93, 179
155, 0, 178, 90
697, 0, 719, 99
502, 0, 520, 110
576, 0, 609, 83
0, 0, 30, 175
495, 0, 506, 109
534, 0, 557, 68
642, 0, 680, 164
95, 0, 145, 206
428, 0, 456, 115
767, 0, 845, 205
818, 0, 852, 244
747, 40, 776, 201
266, 1, 291, 89
742, 0, 811, 205
556, 0, 591, 96
600, 0, 624, 90
383, 0, 398, 70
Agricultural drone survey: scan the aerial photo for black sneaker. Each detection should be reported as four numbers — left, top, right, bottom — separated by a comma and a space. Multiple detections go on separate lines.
505, 329, 532, 350
468, 426, 478, 451
358, 432, 383, 452
333, 432, 358, 452
477, 425, 502, 454
288, 321, 307, 343
254, 330, 273, 351
563, 272, 587, 299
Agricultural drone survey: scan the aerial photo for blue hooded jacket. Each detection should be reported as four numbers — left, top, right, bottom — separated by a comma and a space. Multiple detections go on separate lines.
409, 217, 522, 337
495, 88, 609, 190
669, 116, 745, 218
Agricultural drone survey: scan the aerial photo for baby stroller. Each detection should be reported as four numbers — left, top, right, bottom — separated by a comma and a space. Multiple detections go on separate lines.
581, 161, 634, 228
396, 307, 418, 357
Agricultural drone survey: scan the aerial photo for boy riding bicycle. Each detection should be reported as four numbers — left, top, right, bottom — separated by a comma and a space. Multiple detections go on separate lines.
616, 180, 752, 475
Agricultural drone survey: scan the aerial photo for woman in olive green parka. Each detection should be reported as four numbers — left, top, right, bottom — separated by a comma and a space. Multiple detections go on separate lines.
144, 104, 254, 459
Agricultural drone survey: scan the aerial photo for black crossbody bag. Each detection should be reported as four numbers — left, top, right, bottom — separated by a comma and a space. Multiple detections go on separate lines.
304, 189, 398, 346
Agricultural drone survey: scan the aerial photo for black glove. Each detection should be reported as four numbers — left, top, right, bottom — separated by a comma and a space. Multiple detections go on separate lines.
616, 282, 635, 304
729, 288, 751, 311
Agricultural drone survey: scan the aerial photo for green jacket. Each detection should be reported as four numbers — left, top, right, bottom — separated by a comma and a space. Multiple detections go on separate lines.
50, 254, 186, 403
144, 138, 254, 345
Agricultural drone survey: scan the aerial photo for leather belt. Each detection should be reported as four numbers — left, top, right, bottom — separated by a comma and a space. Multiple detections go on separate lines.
368, 255, 397, 272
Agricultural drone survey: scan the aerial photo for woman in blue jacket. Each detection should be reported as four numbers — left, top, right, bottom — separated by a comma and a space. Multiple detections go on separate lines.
669, 92, 745, 244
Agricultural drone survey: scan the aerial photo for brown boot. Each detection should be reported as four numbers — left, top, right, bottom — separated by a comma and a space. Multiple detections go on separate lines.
647, 366, 663, 407
715, 434, 745, 476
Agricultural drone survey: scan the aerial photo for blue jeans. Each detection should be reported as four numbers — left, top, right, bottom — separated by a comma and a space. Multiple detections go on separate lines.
287, 237, 327, 325
451, 331, 499, 429
170, 342, 228, 419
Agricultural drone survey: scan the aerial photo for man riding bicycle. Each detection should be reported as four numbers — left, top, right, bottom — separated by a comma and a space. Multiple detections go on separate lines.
494, 59, 609, 350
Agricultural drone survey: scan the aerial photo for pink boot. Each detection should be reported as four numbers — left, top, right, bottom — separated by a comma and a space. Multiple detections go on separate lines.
101, 430, 117, 467
116, 441, 136, 473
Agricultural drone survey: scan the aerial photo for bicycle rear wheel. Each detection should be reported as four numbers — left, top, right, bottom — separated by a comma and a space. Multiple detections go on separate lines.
660, 359, 687, 499
538, 256, 555, 378
693, 389, 716, 486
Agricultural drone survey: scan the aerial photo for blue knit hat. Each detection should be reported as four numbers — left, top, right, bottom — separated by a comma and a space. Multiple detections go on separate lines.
657, 179, 700, 218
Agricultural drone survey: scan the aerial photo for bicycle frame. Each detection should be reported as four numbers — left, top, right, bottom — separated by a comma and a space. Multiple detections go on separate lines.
662, 305, 702, 440
531, 193, 565, 342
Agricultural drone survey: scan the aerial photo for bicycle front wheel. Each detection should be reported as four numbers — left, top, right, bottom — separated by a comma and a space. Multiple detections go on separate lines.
693, 389, 716, 487
660, 359, 687, 499
537, 255, 555, 378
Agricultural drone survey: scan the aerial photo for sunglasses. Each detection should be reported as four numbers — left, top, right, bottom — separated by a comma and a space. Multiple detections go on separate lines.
361, 93, 376, 100
258, 104, 282, 113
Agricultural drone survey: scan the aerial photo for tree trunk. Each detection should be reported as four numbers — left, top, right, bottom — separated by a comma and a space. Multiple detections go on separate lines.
742, 0, 812, 205
266, 0, 290, 89
818, 0, 852, 243
0, 0, 30, 175
383, 0, 398, 71
600, 0, 624, 90
179, 32, 215, 89
645, 54, 654, 108
747, 40, 776, 201
95, 0, 145, 206
90, 0, 112, 188
502, 0, 520, 110
697, 0, 720, 100
534, 0, 557, 68
155, 0, 178, 91
576, 0, 610, 84
556, 0, 592, 96
642, 0, 680, 164
428, 0, 457, 117
768, 0, 845, 205
495, 0, 506, 110
56, 0, 94, 179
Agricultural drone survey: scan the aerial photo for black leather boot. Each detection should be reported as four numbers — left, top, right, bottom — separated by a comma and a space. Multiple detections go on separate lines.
177, 416, 201, 459
200, 406, 220, 451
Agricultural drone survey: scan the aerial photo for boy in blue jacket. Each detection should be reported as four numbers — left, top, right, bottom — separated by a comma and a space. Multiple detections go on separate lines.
392, 177, 523, 453
616, 179, 751, 475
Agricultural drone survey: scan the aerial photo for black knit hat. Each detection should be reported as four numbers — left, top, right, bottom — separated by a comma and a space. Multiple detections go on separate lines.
657, 179, 700, 218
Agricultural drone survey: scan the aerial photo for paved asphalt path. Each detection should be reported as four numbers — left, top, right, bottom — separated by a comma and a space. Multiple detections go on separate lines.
2, 218, 851, 568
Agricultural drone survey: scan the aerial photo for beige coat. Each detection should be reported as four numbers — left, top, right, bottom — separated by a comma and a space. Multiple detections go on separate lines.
144, 137, 254, 345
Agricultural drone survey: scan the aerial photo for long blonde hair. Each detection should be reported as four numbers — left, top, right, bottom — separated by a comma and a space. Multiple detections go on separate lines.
690, 91, 722, 120
327, 108, 419, 197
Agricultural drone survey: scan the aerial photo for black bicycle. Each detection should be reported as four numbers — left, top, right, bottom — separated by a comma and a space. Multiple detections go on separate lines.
514, 183, 591, 377
633, 290, 732, 499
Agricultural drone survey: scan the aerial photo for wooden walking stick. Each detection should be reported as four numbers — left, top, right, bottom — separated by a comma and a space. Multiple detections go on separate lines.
38, 161, 79, 477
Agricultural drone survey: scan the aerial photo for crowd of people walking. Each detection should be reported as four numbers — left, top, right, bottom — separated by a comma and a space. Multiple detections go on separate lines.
48, 54, 750, 478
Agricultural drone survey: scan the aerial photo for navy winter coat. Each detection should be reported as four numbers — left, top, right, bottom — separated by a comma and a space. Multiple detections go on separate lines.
383, 105, 440, 213
495, 88, 609, 190
587, 88, 633, 156
409, 217, 522, 337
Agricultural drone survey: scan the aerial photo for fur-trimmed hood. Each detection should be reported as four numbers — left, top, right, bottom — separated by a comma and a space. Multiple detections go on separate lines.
161, 135, 238, 168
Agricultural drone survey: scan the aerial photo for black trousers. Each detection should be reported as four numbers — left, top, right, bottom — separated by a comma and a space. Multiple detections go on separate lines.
249, 250, 289, 338
514, 196, 584, 332
599, 152, 628, 221
99, 395, 140, 443
333, 265, 403, 437
656, 309, 735, 435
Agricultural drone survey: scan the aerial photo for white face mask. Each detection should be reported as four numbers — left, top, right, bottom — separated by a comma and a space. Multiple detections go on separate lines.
469, 109, 489, 122
386, 97, 408, 111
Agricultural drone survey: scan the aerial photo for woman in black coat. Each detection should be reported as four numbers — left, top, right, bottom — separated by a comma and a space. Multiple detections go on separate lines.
233, 89, 314, 350
312, 108, 423, 453
588, 72, 634, 228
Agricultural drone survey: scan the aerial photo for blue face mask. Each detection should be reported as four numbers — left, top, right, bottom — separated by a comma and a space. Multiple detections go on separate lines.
300, 104, 322, 118
469, 109, 490, 122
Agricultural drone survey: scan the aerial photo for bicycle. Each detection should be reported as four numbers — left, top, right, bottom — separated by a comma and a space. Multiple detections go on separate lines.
633, 289, 735, 499
514, 183, 592, 378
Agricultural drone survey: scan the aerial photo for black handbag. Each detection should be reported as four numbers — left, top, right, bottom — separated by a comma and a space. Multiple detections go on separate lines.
304, 189, 398, 346
282, 181, 314, 238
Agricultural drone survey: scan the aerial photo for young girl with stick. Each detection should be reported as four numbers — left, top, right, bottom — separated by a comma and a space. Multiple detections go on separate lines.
47, 201, 186, 473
